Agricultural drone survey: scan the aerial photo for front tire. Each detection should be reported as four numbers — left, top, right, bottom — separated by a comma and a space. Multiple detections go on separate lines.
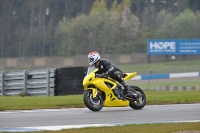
83, 90, 103, 111
129, 86, 146, 109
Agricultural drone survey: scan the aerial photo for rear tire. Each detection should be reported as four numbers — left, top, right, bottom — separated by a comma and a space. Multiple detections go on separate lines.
129, 86, 146, 109
83, 90, 103, 111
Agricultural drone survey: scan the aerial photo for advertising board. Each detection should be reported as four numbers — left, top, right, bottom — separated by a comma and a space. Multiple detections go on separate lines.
147, 39, 200, 55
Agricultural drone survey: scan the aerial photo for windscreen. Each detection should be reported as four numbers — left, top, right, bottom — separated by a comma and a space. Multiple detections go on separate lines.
87, 67, 96, 75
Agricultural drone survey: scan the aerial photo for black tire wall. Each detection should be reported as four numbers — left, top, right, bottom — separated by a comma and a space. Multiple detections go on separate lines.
54, 67, 87, 95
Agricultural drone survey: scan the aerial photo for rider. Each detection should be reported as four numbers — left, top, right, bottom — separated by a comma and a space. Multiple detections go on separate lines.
88, 51, 136, 99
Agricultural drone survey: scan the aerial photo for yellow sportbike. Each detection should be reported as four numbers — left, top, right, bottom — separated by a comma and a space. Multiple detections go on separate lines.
83, 67, 146, 111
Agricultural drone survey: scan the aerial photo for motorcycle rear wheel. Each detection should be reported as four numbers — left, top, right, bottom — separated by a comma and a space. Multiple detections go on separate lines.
129, 86, 146, 109
83, 90, 103, 111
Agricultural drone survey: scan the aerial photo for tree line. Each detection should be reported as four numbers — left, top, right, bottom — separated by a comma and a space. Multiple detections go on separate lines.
0, 0, 200, 57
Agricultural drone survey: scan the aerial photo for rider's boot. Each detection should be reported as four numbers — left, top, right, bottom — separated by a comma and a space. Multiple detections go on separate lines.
121, 82, 138, 99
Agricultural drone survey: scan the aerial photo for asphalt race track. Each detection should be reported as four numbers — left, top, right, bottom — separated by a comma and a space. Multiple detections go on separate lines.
0, 104, 200, 132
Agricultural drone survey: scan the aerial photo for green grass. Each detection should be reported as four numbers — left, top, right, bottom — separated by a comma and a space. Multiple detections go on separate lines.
5, 122, 200, 133
146, 91, 200, 104
0, 90, 200, 111
118, 59, 200, 75
0, 95, 84, 111
128, 81, 200, 90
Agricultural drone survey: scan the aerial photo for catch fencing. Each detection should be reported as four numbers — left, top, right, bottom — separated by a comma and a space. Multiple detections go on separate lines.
0, 68, 55, 96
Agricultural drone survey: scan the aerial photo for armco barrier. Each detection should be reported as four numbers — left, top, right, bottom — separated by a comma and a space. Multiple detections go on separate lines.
0, 68, 55, 96
131, 72, 200, 80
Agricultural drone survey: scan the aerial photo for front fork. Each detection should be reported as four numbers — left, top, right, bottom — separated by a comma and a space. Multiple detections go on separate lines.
87, 88, 98, 98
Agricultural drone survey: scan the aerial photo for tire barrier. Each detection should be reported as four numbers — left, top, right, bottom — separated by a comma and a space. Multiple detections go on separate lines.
54, 67, 87, 96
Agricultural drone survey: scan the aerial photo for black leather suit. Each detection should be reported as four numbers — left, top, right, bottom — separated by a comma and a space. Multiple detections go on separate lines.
95, 59, 124, 83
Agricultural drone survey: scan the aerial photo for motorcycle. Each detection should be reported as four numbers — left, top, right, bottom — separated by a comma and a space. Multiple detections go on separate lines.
83, 67, 146, 111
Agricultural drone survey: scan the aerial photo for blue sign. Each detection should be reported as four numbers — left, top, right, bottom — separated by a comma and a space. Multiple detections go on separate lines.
147, 39, 200, 55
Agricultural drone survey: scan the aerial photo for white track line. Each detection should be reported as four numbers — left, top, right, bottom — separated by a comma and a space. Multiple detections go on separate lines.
0, 120, 200, 132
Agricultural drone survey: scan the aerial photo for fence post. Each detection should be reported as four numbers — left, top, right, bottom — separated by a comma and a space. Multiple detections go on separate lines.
173, 86, 178, 91
182, 86, 187, 91
1, 72, 5, 95
191, 86, 196, 90
24, 70, 27, 95
46, 68, 50, 96
165, 86, 170, 91
157, 86, 161, 91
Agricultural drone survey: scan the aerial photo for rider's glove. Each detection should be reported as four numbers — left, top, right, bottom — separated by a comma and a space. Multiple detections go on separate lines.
100, 72, 108, 78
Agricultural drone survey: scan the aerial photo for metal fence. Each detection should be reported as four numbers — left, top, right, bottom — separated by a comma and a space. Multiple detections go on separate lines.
0, 68, 55, 96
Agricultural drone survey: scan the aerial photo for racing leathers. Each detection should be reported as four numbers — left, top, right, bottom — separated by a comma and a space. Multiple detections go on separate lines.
95, 59, 130, 95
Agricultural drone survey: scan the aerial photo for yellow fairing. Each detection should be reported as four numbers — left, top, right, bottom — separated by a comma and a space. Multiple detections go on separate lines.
84, 79, 129, 107
83, 69, 97, 87
83, 70, 137, 107
123, 72, 137, 81
94, 78, 129, 107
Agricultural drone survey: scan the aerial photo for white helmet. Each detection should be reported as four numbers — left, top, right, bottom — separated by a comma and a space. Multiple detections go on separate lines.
88, 51, 100, 66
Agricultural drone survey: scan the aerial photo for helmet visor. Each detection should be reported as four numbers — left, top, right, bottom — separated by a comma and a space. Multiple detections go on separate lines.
88, 58, 94, 63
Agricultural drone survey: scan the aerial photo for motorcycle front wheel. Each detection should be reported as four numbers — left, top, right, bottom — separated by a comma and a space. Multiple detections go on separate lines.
129, 86, 146, 109
83, 90, 103, 111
